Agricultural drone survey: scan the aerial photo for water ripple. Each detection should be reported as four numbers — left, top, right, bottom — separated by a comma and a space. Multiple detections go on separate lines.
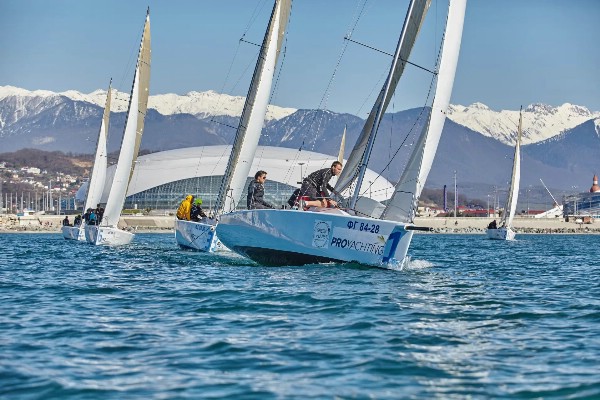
1, 233, 599, 398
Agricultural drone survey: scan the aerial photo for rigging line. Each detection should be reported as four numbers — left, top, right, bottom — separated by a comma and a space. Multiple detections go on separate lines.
344, 37, 437, 75
282, 0, 366, 180
311, 0, 368, 115
240, 36, 260, 47
210, 0, 267, 127
241, 0, 270, 40
239, 38, 261, 47
211, 39, 243, 120
211, 119, 238, 130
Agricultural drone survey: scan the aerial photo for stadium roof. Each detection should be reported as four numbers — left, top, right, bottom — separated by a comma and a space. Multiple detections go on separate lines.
80, 146, 395, 202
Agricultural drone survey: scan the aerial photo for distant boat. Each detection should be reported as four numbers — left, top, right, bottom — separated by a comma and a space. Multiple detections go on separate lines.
215, 0, 467, 268
487, 107, 522, 240
62, 80, 111, 241
174, 0, 292, 252
85, 9, 151, 246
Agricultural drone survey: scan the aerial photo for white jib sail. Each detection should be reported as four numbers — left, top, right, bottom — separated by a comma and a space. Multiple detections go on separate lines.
84, 82, 111, 212
502, 110, 522, 228
102, 12, 151, 227
382, 0, 467, 223
216, 0, 291, 214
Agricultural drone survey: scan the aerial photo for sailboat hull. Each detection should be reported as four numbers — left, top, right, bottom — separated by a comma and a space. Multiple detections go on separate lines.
216, 209, 414, 268
174, 219, 226, 252
85, 225, 134, 246
61, 225, 86, 241
486, 227, 515, 241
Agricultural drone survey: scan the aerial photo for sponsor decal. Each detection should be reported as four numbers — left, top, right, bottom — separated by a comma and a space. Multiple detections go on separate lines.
331, 226, 385, 255
382, 226, 406, 263
312, 220, 331, 248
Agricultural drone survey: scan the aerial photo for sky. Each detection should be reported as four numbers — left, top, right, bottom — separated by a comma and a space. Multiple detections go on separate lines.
1, 0, 599, 115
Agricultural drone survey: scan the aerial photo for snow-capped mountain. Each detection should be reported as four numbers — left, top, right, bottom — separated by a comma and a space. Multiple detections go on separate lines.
0, 86, 296, 123
448, 102, 600, 145
2, 85, 600, 195
2, 86, 599, 145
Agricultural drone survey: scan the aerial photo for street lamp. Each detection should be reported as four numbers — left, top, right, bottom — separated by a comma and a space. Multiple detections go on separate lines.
453, 170, 457, 218
527, 185, 531, 218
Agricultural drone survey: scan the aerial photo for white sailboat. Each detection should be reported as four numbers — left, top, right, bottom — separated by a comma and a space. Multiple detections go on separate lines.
62, 80, 112, 241
216, 0, 467, 268
487, 108, 523, 240
85, 9, 151, 246
174, 0, 292, 252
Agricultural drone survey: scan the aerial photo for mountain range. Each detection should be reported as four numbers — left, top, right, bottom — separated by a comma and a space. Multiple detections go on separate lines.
1, 85, 599, 206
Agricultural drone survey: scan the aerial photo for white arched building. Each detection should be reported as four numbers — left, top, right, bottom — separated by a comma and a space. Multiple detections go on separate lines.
78, 146, 394, 211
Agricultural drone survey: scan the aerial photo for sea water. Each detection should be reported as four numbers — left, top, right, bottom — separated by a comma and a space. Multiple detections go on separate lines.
1, 233, 599, 398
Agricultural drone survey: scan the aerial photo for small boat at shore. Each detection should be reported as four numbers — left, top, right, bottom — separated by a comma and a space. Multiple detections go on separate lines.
62, 81, 112, 241
85, 8, 151, 246
487, 107, 523, 241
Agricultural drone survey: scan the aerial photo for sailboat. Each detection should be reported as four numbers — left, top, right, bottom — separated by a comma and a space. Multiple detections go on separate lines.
174, 0, 292, 252
487, 107, 522, 240
215, 0, 467, 268
85, 9, 151, 246
62, 81, 112, 241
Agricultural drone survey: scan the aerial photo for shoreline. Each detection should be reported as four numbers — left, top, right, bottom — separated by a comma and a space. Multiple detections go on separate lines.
1, 214, 598, 235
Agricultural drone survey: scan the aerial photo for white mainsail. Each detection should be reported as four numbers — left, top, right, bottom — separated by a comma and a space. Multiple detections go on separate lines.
102, 11, 151, 228
501, 109, 522, 228
335, 0, 431, 199
214, 0, 291, 215
381, 0, 466, 222
83, 80, 111, 213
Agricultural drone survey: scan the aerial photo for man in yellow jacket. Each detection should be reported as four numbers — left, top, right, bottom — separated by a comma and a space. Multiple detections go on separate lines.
176, 195, 194, 220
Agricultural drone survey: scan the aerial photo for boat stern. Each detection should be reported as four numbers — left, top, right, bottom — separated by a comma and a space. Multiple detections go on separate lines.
174, 219, 225, 252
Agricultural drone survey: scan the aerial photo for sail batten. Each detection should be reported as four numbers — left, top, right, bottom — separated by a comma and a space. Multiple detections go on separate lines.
382, 0, 466, 222
214, 0, 291, 215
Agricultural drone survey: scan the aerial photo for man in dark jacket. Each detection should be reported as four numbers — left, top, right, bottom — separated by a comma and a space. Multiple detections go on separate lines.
296, 161, 342, 208
247, 170, 274, 210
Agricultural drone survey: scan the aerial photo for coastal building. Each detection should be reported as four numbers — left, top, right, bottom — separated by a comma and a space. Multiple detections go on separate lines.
76, 146, 394, 212
562, 174, 600, 218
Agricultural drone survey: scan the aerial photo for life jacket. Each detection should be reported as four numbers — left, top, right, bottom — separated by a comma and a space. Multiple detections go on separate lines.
176, 195, 194, 220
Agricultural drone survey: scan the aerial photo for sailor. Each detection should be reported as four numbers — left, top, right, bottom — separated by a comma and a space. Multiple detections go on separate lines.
247, 170, 274, 210
88, 209, 97, 225
176, 195, 194, 221
62, 216, 70, 226
488, 219, 497, 229
190, 198, 208, 221
295, 161, 342, 209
